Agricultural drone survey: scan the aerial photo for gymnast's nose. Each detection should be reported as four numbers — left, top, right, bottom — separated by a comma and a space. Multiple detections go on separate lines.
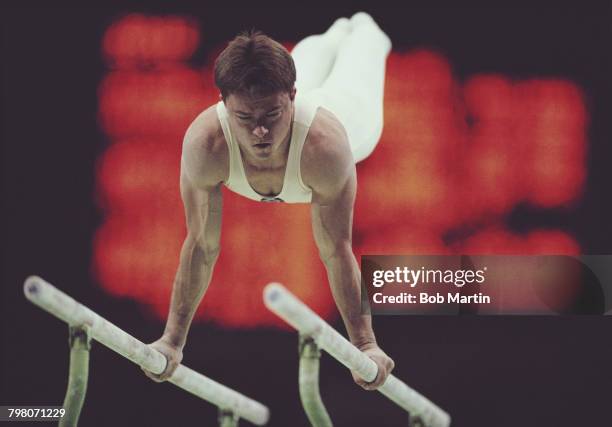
252, 126, 269, 138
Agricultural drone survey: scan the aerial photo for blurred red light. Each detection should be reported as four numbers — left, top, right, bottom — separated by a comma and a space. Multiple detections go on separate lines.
102, 14, 200, 67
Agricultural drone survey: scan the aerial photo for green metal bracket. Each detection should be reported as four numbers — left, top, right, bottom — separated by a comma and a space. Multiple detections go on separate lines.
218, 408, 239, 427
59, 325, 91, 427
298, 335, 332, 427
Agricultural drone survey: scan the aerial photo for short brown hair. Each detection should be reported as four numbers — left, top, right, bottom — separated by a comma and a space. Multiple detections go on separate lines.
214, 30, 296, 99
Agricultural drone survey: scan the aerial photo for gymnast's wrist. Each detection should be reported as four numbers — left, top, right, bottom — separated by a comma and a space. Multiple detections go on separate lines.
161, 330, 186, 349
350, 338, 378, 351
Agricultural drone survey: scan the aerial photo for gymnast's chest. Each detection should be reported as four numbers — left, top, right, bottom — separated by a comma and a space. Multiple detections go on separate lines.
242, 164, 287, 197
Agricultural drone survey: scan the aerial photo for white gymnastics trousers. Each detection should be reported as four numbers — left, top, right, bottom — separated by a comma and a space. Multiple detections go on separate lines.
291, 12, 392, 163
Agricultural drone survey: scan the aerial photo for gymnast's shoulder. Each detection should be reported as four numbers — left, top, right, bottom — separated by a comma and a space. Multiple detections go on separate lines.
301, 107, 354, 195
181, 105, 228, 186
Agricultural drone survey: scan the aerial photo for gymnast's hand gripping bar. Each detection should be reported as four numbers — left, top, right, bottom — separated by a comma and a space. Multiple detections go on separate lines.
263, 283, 451, 427
24, 276, 270, 426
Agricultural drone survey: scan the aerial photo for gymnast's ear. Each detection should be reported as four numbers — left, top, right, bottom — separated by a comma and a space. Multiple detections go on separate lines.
289, 87, 296, 101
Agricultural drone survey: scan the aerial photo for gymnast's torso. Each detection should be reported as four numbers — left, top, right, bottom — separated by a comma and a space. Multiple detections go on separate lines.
182, 93, 351, 205
216, 95, 319, 203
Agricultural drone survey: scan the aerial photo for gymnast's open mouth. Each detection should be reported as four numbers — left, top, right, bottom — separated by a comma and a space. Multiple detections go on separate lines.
254, 142, 272, 149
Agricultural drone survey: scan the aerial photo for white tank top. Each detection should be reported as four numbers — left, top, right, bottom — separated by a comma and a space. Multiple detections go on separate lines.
216, 96, 317, 203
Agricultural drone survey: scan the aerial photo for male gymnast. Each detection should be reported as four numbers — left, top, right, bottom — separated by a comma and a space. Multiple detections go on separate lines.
144, 12, 394, 391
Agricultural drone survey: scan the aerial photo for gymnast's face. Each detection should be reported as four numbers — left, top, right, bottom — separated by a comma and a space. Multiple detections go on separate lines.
224, 88, 296, 161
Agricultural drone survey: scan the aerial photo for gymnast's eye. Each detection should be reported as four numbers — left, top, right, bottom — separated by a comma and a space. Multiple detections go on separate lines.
266, 110, 281, 118
237, 115, 251, 121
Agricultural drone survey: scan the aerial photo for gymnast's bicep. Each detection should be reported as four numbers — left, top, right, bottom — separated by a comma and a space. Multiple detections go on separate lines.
310, 165, 357, 262
179, 164, 223, 255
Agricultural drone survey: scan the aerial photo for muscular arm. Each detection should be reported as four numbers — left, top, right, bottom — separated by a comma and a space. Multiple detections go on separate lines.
310, 166, 375, 347
144, 108, 226, 381
162, 108, 226, 349
304, 110, 394, 389
162, 169, 222, 348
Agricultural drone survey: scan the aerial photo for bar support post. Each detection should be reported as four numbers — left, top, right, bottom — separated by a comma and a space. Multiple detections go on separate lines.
298, 335, 332, 427
59, 326, 91, 427
218, 409, 239, 427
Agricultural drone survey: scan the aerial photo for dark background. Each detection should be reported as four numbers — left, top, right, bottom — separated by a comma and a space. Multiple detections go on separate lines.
2, 3, 612, 427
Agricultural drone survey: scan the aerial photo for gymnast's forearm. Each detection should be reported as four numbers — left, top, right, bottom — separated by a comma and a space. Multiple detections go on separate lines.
323, 248, 377, 348
163, 236, 220, 349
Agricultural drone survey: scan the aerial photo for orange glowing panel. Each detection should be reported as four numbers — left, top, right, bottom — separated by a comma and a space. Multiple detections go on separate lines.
524, 230, 581, 255
463, 75, 516, 120
98, 68, 213, 138
459, 75, 523, 219
457, 76, 586, 219
102, 14, 200, 67
460, 128, 523, 218
458, 230, 580, 313
96, 138, 182, 213
355, 227, 448, 257
93, 213, 184, 303
355, 50, 460, 233
461, 228, 579, 256
516, 81, 586, 207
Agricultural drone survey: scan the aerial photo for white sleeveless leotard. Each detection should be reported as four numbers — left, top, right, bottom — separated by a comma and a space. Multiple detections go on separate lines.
216, 96, 318, 204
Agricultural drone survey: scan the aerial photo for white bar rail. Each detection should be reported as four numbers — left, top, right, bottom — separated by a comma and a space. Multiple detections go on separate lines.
24, 276, 270, 426
263, 283, 451, 427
